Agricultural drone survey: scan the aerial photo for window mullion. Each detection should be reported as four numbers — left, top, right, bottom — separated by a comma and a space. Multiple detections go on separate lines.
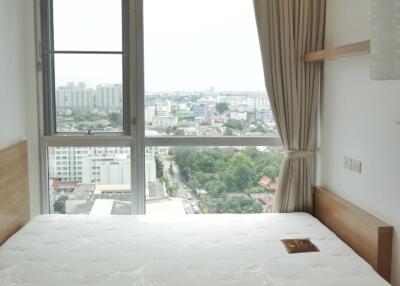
41, 135, 134, 147
49, 51, 124, 54
144, 136, 282, 147
131, 0, 146, 215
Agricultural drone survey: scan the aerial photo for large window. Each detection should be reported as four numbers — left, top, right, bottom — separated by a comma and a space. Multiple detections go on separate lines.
38, 0, 281, 215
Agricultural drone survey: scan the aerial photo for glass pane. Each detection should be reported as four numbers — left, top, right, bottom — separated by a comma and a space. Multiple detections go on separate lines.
54, 54, 123, 133
145, 146, 283, 215
144, 0, 277, 137
53, 0, 122, 51
48, 146, 132, 215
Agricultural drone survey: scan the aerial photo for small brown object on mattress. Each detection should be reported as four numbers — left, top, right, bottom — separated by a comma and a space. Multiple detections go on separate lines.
282, 239, 319, 254
313, 186, 393, 283
0, 140, 30, 245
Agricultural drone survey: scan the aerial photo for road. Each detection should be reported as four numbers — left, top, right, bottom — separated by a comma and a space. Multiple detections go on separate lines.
162, 156, 202, 214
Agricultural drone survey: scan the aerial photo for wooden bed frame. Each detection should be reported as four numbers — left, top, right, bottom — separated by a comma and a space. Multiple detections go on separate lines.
0, 141, 30, 245
0, 142, 393, 282
314, 186, 393, 283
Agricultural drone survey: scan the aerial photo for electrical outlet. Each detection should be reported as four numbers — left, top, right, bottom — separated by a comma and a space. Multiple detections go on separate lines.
344, 156, 352, 170
352, 159, 362, 174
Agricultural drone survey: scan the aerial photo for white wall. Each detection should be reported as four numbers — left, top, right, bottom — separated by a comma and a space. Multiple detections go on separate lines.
318, 0, 400, 285
0, 0, 41, 216
0, 0, 27, 149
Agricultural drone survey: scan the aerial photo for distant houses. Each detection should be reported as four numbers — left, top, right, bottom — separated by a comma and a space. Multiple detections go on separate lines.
250, 176, 280, 213
258, 176, 279, 193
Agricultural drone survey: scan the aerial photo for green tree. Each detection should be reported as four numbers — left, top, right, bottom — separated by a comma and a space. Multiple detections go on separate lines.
204, 180, 227, 198
243, 147, 283, 180
194, 152, 218, 173
215, 102, 229, 114
161, 176, 177, 197
173, 128, 185, 136
53, 195, 68, 214
223, 196, 263, 214
155, 156, 164, 178
108, 112, 123, 128
223, 119, 247, 131
242, 147, 259, 160
72, 112, 107, 124
194, 172, 217, 187
262, 165, 280, 179
252, 124, 266, 133
224, 153, 255, 192
223, 127, 233, 136
244, 186, 265, 194
187, 176, 200, 191
199, 196, 226, 213
169, 164, 174, 176
167, 126, 185, 136
171, 147, 282, 197
170, 148, 195, 182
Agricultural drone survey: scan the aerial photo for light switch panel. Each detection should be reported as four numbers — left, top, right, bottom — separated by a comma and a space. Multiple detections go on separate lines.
344, 156, 352, 170
352, 159, 362, 173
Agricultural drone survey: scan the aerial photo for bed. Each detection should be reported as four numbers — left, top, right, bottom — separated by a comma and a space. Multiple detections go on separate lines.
0, 141, 394, 286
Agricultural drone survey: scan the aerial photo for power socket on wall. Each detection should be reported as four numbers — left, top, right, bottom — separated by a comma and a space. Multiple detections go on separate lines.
343, 156, 362, 174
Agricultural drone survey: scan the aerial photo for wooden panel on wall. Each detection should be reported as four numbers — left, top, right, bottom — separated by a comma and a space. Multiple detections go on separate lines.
314, 187, 393, 283
305, 40, 370, 62
0, 141, 30, 245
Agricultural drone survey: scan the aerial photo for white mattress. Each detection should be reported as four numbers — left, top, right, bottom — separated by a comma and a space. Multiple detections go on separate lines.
0, 213, 390, 286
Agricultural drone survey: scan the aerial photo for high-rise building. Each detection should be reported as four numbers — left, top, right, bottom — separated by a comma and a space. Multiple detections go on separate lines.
145, 106, 156, 123
145, 155, 157, 184
95, 84, 123, 112
156, 100, 172, 116
230, 111, 247, 121
192, 104, 208, 119
55, 83, 123, 113
56, 83, 95, 112
152, 116, 178, 127
49, 147, 130, 183
82, 154, 131, 185
253, 93, 269, 111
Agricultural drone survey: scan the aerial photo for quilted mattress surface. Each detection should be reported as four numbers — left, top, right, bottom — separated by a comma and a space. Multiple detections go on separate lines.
0, 213, 390, 286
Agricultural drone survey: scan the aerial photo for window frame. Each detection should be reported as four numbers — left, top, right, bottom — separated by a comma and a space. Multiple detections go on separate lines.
40, 0, 131, 136
36, 0, 281, 216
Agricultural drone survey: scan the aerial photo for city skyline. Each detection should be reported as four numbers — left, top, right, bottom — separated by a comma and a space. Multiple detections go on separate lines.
54, 82, 276, 136
57, 82, 267, 93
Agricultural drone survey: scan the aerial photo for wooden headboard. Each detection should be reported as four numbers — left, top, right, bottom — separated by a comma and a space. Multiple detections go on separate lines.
314, 187, 393, 283
0, 141, 30, 245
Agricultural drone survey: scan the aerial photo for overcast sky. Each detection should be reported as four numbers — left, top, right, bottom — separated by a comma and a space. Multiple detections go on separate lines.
53, 0, 266, 92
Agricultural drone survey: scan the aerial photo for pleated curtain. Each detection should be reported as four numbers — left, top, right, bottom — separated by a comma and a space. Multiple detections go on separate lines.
253, 0, 326, 213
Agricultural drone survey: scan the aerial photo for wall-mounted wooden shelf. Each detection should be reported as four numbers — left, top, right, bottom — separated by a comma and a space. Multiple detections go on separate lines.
305, 40, 370, 62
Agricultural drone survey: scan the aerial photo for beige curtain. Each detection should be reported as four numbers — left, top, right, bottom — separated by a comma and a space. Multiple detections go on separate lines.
254, 0, 325, 213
